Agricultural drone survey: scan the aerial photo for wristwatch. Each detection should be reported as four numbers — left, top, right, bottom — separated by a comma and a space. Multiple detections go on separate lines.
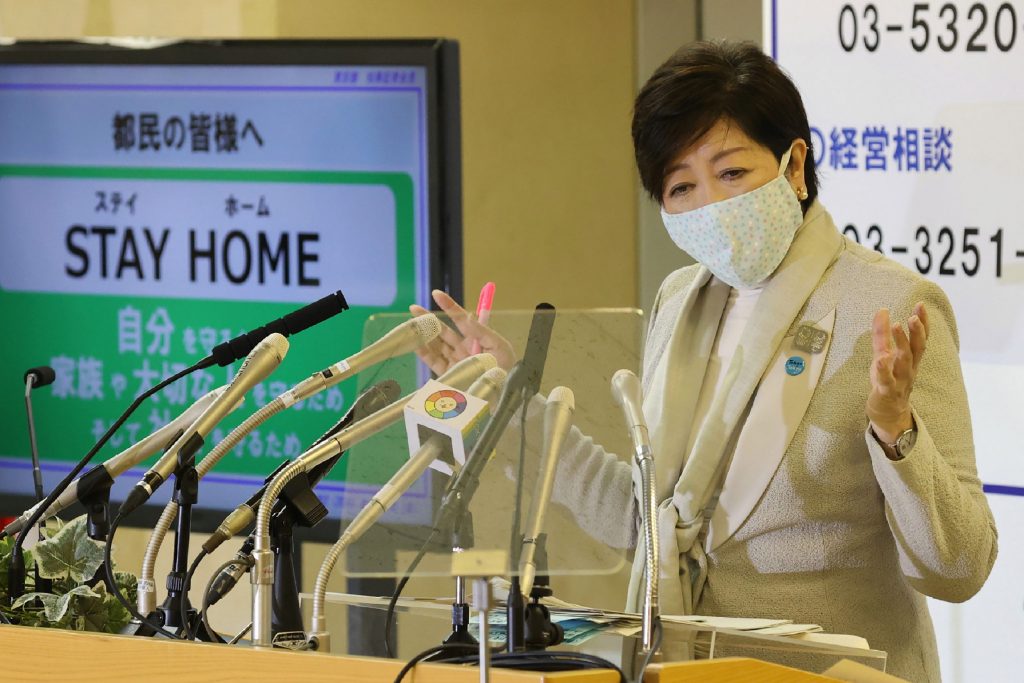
871, 422, 917, 461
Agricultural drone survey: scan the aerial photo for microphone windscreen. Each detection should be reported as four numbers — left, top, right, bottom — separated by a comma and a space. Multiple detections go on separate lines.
210, 291, 348, 367
522, 303, 555, 394
24, 366, 56, 388
547, 385, 575, 411
353, 379, 402, 419
279, 290, 349, 336
410, 313, 443, 343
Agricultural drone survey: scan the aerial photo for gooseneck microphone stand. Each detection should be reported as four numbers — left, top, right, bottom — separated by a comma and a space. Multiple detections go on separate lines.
24, 366, 55, 595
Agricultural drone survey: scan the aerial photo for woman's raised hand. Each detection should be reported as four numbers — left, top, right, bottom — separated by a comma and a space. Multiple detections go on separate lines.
867, 302, 929, 445
409, 289, 516, 375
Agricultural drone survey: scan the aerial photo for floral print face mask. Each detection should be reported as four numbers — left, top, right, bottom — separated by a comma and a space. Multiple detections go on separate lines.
660, 146, 804, 289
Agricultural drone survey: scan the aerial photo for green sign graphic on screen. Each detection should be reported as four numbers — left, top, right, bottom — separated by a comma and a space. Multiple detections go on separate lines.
0, 53, 452, 524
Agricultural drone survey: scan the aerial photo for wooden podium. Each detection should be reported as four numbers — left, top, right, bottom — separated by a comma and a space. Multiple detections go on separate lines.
1, 624, 848, 682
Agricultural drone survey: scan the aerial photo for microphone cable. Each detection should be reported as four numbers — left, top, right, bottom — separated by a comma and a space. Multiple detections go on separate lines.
180, 548, 210, 641
200, 553, 253, 642
391, 643, 480, 682
383, 528, 438, 657
634, 618, 663, 683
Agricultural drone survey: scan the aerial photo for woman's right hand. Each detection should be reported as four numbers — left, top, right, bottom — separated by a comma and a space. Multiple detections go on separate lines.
410, 289, 516, 375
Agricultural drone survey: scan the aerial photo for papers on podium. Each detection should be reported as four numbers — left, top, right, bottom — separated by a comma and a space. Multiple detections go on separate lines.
304, 579, 882, 665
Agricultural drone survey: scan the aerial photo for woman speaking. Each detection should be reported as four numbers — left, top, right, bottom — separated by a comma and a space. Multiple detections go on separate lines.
412, 41, 996, 682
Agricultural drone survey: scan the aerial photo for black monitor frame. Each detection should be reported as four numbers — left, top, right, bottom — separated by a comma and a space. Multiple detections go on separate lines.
0, 39, 463, 542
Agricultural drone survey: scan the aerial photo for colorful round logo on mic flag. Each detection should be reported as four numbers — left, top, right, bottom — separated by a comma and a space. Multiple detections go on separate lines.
424, 389, 467, 419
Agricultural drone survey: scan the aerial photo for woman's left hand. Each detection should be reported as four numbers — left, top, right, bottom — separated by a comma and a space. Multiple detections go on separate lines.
867, 302, 930, 443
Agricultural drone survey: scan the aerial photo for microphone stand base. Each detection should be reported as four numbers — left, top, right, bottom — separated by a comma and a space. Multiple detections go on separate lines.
424, 601, 477, 661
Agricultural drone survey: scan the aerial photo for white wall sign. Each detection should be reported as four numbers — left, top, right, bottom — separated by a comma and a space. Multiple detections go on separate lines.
768, 1, 1024, 679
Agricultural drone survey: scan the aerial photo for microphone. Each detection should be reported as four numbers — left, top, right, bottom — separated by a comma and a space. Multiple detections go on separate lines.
308, 366, 509, 649
273, 314, 441, 408
308, 379, 403, 459
2, 386, 228, 538
23, 365, 57, 508
432, 304, 556, 538
137, 379, 399, 616
24, 366, 56, 388
344, 368, 508, 538
506, 303, 556, 400
206, 291, 347, 367
610, 369, 652, 462
205, 355, 495, 560
519, 387, 574, 596
610, 368, 659, 651
118, 333, 289, 518
199, 379, 402, 554
165, 315, 441, 507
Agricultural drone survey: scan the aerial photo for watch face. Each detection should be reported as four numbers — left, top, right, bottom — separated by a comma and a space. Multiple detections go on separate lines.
896, 428, 918, 455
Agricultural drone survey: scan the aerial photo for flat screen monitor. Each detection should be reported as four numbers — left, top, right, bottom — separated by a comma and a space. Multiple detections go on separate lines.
0, 39, 462, 534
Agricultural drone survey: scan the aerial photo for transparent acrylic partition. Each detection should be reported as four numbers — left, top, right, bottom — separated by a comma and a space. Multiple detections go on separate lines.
298, 308, 887, 672
329, 308, 644, 591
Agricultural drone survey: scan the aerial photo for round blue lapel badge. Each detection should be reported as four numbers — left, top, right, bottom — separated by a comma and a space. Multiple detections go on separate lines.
785, 356, 806, 376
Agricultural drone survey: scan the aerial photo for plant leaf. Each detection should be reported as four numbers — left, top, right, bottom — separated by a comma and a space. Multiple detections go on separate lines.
76, 585, 114, 632
43, 585, 98, 622
114, 571, 138, 605
0, 535, 34, 596
32, 516, 106, 583
10, 591, 53, 611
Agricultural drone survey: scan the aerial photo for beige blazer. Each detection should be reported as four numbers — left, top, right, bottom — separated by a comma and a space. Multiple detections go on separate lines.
553, 202, 996, 683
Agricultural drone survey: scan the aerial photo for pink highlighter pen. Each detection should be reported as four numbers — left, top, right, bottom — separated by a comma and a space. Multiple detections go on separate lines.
470, 281, 496, 355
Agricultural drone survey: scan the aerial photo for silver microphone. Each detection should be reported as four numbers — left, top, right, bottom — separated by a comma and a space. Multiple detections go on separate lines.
1, 386, 228, 537
350, 367, 508, 533
519, 387, 574, 596
119, 333, 289, 516
279, 314, 441, 406
208, 354, 500, 554
610, 369, 652, 462
610, 368, 659, 651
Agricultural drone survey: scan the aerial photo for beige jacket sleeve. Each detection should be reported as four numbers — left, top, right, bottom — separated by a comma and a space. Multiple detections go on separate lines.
502, 392, 636, 551
865, 279, 998, 602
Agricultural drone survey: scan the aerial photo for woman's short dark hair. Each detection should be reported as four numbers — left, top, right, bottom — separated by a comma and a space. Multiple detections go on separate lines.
632, 40, 818, 212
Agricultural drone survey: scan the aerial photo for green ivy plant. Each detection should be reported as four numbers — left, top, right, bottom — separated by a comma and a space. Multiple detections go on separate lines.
0, 515, 138, 632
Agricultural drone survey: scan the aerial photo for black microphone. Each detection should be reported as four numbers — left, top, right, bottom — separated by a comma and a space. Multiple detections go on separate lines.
23, 366, 56, 504
24, 366, 56, 389
432, 303, 556, 540
518, 302, 556, 396
207, 291, 348, 367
